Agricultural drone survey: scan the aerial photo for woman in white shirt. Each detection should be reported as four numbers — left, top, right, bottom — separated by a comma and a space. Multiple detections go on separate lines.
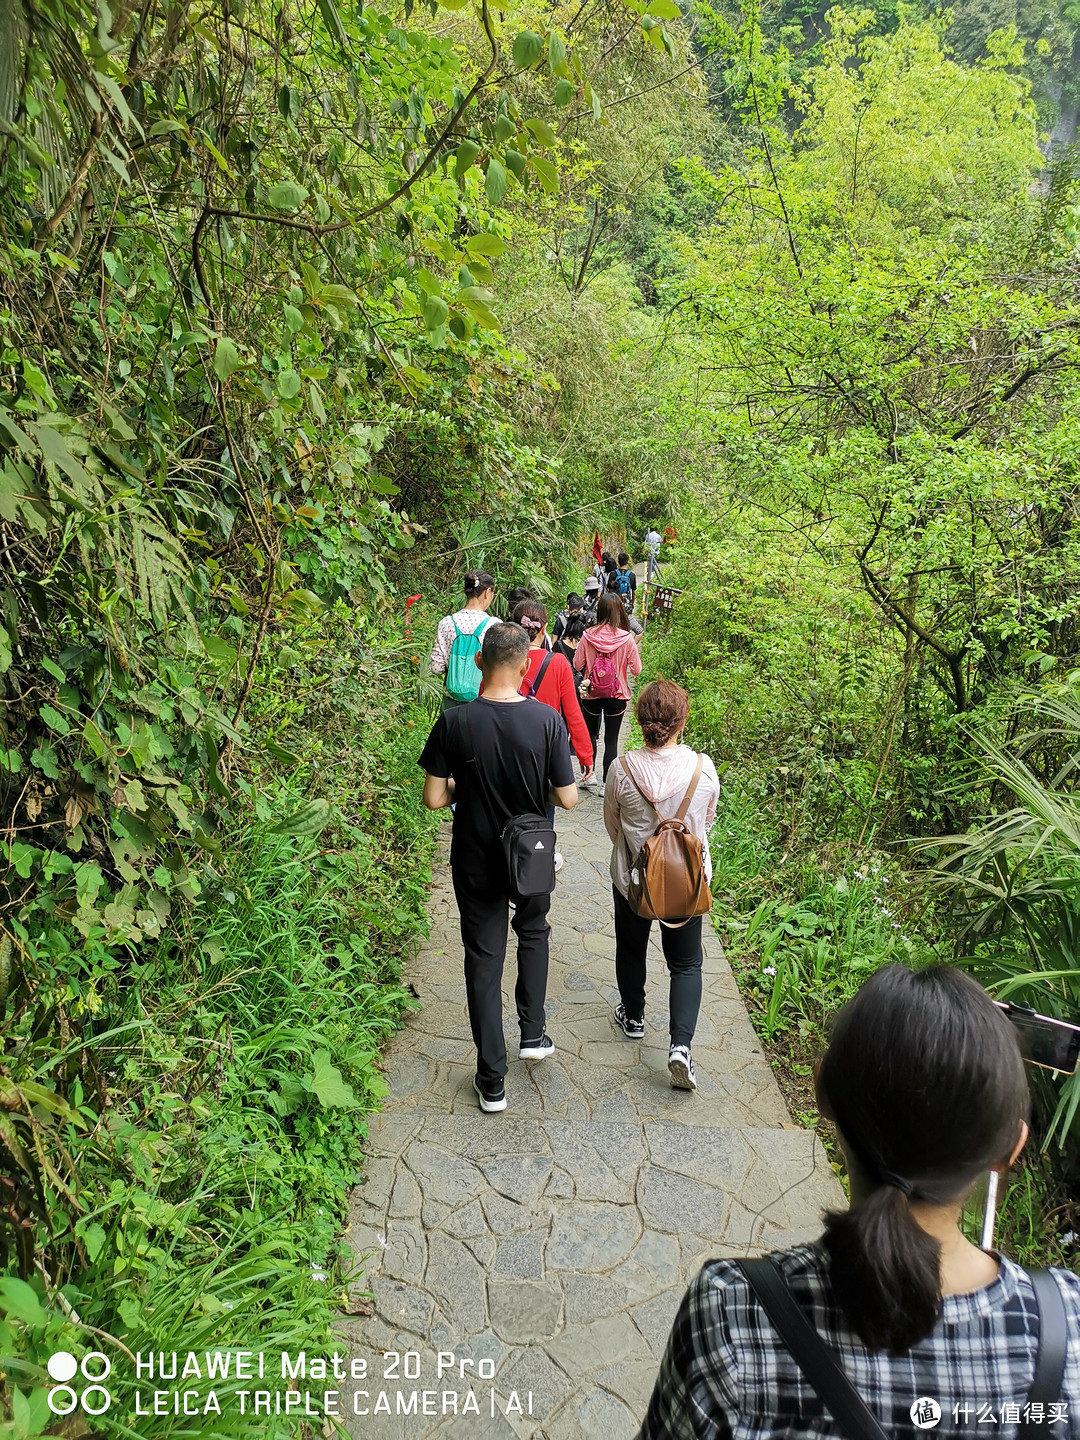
603, 679, 719, 1090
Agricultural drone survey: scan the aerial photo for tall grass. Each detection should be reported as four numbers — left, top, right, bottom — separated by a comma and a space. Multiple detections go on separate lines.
2, 721, 436, 1435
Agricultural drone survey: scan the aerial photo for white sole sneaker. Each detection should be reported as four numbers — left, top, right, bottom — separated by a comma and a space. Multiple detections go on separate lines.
554, 853, 564, 874
473, 1077, 507, 1112
519, 1033, 555, 1061
668, 1047, 697, 1091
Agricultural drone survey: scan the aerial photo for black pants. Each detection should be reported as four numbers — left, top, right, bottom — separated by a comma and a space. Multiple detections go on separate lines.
453, 867, 551, 1084
581, 698, 626, 780
613, 885, 703, 1048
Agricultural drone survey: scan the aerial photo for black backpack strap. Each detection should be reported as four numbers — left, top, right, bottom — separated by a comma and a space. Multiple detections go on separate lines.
521, 651, 554, 698
1019, 1269, 1068, 1435
736, 1259, 890, 1440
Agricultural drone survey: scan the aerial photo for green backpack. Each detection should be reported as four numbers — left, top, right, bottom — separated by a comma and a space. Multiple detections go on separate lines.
446, 617, 494, 702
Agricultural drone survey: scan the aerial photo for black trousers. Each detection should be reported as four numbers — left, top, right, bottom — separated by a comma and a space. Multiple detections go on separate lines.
581, 698, 626, 780
612, 885, 703, 1048
453, 866, 551, 1084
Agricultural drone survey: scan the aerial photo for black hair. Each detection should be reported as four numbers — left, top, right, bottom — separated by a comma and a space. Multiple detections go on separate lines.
566, 593, 584, 609
819, 964, 1029, 1355
606, 574, 622, 592
596, 593, 630, 631
506, 586, 534, 613
481, 622, 530, 670
601, 550, 614, 565
603, 555, 617, 575
617, 552, 629, 567
464, 569, 495, 598
562, 616, 586, 642
512, 599, 548, 638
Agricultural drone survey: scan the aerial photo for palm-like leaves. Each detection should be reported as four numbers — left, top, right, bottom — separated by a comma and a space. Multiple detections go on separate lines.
917, 689, 1080, 1143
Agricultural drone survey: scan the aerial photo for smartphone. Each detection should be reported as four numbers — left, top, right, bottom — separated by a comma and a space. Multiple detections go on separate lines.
994, 1001, 1080, 1074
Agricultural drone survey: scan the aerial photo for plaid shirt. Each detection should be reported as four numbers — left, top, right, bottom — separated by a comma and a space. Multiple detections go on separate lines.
638, 1243, 1080, 1439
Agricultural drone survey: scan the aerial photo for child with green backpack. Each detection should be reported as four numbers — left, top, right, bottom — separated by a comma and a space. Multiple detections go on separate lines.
430, 570, 499, 710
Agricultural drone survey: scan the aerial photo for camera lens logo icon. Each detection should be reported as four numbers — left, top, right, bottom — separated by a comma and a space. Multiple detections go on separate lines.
47, 1352, 111, 1416
911, 1397, 942, 1428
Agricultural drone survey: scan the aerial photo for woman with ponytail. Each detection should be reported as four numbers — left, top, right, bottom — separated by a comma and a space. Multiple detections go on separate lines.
638, 963, 1080, 1437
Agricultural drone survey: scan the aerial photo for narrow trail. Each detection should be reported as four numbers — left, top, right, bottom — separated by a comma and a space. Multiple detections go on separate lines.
339, 704, 843, 1438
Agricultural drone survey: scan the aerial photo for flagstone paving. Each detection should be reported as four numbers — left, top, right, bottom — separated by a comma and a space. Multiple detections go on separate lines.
339, 784, 843, 1439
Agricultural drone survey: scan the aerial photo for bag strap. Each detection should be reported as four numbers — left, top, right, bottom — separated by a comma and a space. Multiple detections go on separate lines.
521, 651, 554, 699
673, 753, 704, 824
1019, 1269, 1068, 1436
735, 1259, 890, 1440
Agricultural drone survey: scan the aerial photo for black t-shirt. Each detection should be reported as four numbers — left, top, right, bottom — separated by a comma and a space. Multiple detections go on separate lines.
418, 698, 575, 874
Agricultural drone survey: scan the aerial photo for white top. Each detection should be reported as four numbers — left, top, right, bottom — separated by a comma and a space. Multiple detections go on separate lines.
644, 529, 662, 555
429, 609, 496, 675
603, 744, 720, 898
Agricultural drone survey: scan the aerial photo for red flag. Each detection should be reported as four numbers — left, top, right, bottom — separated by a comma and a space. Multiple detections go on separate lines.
592, 531, 603, 565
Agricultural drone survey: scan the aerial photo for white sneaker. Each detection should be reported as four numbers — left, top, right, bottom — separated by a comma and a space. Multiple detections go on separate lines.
554, 852, 564, 873
668, 1045, 697, 1091
582, 771, 599, 788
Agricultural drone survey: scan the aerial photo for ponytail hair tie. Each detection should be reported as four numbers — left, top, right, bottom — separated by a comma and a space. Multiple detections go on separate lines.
881, 1169, 915, 1198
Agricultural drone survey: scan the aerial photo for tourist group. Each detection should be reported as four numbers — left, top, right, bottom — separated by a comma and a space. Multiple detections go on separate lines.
413, 539, 1080, 1438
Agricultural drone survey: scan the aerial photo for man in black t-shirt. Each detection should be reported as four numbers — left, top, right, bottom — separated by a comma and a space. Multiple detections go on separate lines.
419, 623, 578, 1113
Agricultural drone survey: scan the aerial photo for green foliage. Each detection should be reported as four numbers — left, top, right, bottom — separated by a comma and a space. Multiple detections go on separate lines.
920, 685, 1080, 1145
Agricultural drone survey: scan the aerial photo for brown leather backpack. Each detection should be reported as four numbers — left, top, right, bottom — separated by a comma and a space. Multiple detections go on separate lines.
619, 753, 713, 926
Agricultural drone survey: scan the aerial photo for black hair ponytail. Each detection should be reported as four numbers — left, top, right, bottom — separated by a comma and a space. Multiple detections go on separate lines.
823, 1182, 943, 1354
464, 569, 495, 598
819, 964, 1028, 1355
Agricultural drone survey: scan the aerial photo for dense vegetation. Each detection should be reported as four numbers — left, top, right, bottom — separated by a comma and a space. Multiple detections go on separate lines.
1, 0, 1079, 1428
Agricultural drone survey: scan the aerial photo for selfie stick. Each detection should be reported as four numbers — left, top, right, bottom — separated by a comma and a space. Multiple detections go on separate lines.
980, 1169, 999, 1251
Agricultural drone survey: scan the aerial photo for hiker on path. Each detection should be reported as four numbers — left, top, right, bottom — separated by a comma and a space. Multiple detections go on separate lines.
553, 614, 587, 694
552, 592, 584, 642
614, 552, 637, 612
429, 569, 498, 712
604, 680, 719, 1090
419, 623, 578, 1114
505, 585, 551, 648
607, 573, 644, 636
638, 963, 1080, 1438
644, 527, 663, 583
574, 593, 643, 782
582, 575, 602, 625
513, 601, 595, 797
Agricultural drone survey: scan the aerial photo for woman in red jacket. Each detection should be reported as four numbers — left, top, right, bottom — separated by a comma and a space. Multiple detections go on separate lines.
513, 601, 595, 789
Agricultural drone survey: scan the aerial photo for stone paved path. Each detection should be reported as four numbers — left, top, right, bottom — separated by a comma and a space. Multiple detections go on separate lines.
338, 772, 843, 1439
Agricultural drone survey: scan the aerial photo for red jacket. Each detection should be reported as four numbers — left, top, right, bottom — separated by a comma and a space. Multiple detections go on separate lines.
521, 648, 592, 767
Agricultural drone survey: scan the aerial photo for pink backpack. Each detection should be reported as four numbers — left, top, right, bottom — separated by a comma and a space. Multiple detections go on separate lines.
588, 650, 621, 698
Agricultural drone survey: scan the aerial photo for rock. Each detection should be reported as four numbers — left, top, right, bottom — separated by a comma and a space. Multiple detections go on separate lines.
487, 1277, 563, 1342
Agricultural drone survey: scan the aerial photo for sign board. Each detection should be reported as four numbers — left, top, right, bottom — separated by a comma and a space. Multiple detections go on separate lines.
650, 585, 682, 615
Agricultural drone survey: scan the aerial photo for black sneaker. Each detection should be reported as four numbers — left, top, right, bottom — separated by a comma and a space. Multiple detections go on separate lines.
519, 1031, 555, 1061
473, 1076, 507, 1113
614, 1004, 645, 1040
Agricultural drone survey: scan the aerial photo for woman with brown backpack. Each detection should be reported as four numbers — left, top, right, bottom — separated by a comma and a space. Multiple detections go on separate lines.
603, 679, 719, 1090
